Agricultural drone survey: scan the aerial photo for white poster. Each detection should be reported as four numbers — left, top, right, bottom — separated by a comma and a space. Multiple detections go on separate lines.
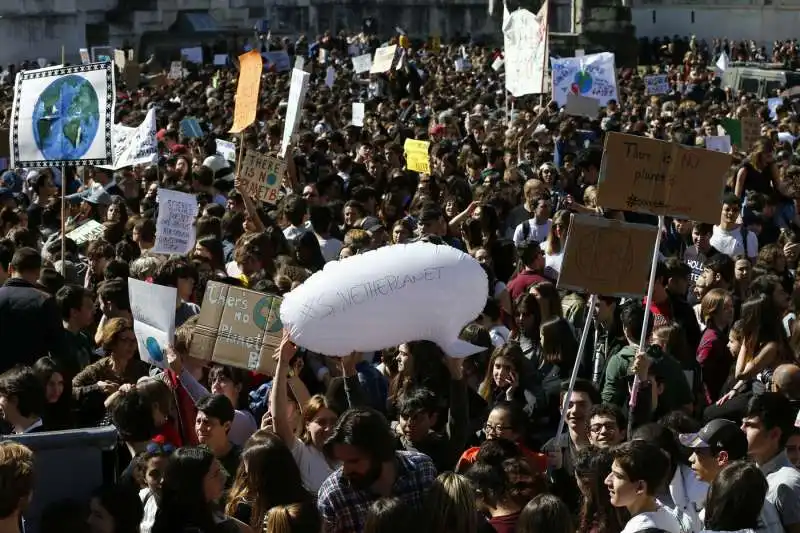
66, 219, 104, 245
705, 135, 732, 154
110, 108, 157, 169
97, 123, 135, 171
491, 57, 504, 72
352, 102, 365, 127
168, 61, 183, 80
644, 74, 669, 95
10, 62, 115, 168
352, 53, 372, 74
152, 188, 199, 256
79, 48, 90, 65
213, 54, 228, 66
370, 45, 397, 74
128, 277, 177, 368
280, 68, 311, 157
294, 56, 305, 71
503, 3, 548, 97
215, 138, 236, 162
550, 52, 618, 108
325, 66, 336, 88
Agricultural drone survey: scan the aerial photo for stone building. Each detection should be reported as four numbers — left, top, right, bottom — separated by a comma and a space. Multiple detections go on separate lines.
0, 0, 637, 67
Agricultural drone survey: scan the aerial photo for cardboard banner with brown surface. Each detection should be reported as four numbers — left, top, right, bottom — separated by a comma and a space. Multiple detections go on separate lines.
557, 214, 658, 298
239, 150, 286, 204
596, 132, 731, 224
190, 281, 283, 375
740, 116, 761, 152
229, 50, 263, 133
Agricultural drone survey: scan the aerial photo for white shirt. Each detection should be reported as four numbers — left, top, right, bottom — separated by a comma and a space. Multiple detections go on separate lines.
710, 225, 758, 260
139, 488, 158, 533
291, 437, 335, 492
512, 218, 552, 246
318, 236, 343, 262
622, 506, 682, 533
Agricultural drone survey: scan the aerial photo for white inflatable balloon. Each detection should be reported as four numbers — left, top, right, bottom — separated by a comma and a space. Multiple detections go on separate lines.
280, 242, 488, 358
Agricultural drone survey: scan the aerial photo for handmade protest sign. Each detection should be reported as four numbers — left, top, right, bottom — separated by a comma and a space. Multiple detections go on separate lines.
152, 188, 198, 255
180, 47, 203, 64
168, 61, 183, 80
215, 139, 236, 162
263, 51, 291, 72
557, 215, 658, 297
106, 108, 157, 170
565, 93, 600, 119
10, 62, 115, 168
705, 135, 732, 154
503, 6, 548, 97
596, 132, 731, 224
351, 103, 365, 127
644, 74, 669, 95
741, 116, 760, 151
352, 54, 372, 74
404, 139, 430, 174
551, 52, 618, 107
230, 50, 263, 133
370, 45, 397, 74
240, 150, 287, 204
66, 220, 104, 245
128, 278, 176, 368
180, 117, 203, 138
280, 69, 311, 157
190, 281, 283, 374
280, 242, 487, 357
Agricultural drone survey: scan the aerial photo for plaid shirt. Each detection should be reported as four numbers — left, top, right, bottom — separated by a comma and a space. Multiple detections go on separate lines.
317, 451, 437, 533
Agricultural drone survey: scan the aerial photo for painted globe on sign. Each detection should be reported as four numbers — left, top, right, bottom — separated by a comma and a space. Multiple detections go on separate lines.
32, 74, 100, 161
265, 172, 279, 188
145, 337, 164, 363
570, 70, 593, 95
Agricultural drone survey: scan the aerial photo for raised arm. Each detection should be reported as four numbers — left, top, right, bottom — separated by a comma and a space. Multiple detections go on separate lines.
270, 331, 299, 447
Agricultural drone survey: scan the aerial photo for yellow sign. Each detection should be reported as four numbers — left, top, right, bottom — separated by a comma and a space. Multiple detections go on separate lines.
399, 35, 410, 49
404, 139, 430, 174
229, 50, 263, 133
431, 36, 441, 53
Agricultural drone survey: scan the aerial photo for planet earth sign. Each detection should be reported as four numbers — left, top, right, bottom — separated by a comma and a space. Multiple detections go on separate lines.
32, 74, 100, 161
572, 71, 593, 94
266, 173, 278, 187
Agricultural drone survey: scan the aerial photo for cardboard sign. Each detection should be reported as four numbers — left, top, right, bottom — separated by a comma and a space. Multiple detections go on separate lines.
557, 215, 658, 298
404, 139, 430, 174
190, 281, 283, 375
370, 45, 397, 74
597, 132, 731, 224
123, 63, 140, 89
230, 50, 263, 134
741, 116, 760, 151
240, 150, 286, 204
565, 93, 599, 119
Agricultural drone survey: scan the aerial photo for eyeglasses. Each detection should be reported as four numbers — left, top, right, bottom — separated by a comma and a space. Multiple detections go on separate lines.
590, 423, 619, 433
484, 424, 512, 434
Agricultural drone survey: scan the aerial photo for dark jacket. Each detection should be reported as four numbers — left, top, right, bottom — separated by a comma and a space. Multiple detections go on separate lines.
0, 278, 66, 373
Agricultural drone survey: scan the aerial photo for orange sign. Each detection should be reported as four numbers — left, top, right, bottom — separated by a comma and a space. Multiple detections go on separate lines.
229, 50, 263, 133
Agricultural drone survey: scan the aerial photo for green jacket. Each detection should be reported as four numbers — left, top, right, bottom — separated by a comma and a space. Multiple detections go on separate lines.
602, 345, 693, 414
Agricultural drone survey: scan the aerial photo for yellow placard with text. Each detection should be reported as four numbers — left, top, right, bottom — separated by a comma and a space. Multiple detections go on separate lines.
229, 50, 263, 133
404, 139, 430, 174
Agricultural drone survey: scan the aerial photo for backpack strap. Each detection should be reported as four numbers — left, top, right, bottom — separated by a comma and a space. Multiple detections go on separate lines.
740, 225, 749, 257
522, 220, 531, 241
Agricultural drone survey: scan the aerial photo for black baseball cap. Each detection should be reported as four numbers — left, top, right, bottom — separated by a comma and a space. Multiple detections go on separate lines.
679, 419, 748, 460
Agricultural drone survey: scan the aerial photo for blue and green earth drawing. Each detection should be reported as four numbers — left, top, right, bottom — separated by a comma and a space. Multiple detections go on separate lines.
32, 74, 100, 160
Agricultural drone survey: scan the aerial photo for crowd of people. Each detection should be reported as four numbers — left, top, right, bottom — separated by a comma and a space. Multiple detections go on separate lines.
0, 25, 796, 533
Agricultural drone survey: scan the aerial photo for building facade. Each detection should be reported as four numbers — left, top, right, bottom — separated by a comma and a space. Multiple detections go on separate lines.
631, 0, 800, 44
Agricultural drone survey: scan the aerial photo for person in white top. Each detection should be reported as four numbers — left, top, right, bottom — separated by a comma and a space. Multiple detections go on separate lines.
606, 440, 682, 533
271, 331, 362, 492
309, 205, 343, 262
710, 194, 758, 262
477, 298, 510, 347
543, 210, 571, 278
698, 461, 770, 533
679, 419, 783, 533
512, 196, 552, 246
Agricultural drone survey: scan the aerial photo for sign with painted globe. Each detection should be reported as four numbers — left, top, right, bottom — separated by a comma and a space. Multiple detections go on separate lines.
10, 62, 114, 167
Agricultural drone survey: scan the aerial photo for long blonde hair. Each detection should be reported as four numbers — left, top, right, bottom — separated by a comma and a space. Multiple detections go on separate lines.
425, 473, 478, 533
